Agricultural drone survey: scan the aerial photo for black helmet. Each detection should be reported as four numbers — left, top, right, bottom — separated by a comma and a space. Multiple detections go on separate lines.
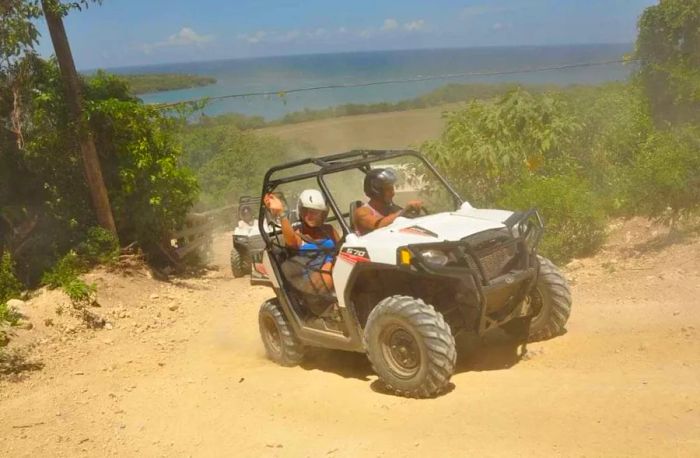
364, 168, 398, 199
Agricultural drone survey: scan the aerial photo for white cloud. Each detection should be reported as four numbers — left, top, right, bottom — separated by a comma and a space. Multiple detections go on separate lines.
238, 30, 267, 44
404, 19, 426, 32
493, 22, 504, 31
381, 18, 399, 31
141, 27, 213, 53
337, 27, 348, 34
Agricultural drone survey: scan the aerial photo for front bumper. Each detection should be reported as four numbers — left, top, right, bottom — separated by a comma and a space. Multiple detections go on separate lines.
402, 209, 544, 334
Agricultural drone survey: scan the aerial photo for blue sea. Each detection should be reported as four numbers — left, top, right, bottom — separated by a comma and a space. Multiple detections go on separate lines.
109, 44, 633, 120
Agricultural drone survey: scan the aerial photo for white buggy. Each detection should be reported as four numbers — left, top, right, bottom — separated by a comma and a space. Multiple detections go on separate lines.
255, 150, 572, 398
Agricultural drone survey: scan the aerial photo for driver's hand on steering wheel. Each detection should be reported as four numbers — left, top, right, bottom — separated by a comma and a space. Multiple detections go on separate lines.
263, 193, 284, 217
406, 199, 424, 211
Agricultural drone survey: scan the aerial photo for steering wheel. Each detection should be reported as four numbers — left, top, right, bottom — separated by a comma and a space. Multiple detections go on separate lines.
402, 205, 429, 218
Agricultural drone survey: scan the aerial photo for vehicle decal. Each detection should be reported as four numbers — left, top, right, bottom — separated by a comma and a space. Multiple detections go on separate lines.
399, 225, 438, 238
339, 247, 370, 264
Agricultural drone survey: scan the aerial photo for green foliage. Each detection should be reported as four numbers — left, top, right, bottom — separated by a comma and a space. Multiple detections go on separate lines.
0, 253, 23, 324
77, 227, 119, 265
0, 0, 41, 69
41, 250, 84, 289
1, 58, 198, 284
192, 112, 267, 130
0, 253, 23, 304
555, 83, 653, 213
626, 126, 700, 225
62, 278, 97, 307
635, 0, 700, 124
422, 88, 580, 205
86, 72, 199, 247
87, 72, 216, 95
499, 175, 607, 263
181, 124, 303, 207
41, 250, 97, 307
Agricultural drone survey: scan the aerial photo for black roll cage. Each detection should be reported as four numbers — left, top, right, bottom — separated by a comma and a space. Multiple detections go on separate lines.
257, 149, 463, 243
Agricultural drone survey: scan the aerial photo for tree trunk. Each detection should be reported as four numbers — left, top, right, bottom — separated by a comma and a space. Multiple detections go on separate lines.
41, 0, 118, 239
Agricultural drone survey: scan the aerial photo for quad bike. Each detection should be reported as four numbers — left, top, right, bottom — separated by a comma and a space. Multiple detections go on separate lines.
254, 150, 572, 398
230, 196, 266, 278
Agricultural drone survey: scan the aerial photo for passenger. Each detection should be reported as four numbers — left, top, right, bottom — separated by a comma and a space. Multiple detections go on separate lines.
264, 190, 340, 295
354, 168, 423, 235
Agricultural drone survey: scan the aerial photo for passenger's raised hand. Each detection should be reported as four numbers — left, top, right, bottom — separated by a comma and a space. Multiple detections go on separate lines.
264, 193, 284, 216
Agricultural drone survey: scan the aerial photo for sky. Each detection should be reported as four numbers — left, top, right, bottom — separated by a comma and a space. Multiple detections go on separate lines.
34, 0, 658, 70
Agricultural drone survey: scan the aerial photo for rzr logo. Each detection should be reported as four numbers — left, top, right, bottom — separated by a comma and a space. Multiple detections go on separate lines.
339, 247, 370, 264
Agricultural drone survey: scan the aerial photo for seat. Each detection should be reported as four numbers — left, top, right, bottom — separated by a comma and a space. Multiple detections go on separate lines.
349, 200, 363, 232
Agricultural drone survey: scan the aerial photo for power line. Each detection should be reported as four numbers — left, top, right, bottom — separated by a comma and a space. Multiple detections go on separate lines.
153, 58, 638, 109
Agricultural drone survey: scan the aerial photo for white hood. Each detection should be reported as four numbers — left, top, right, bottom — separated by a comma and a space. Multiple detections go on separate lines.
343, 203, 513, 265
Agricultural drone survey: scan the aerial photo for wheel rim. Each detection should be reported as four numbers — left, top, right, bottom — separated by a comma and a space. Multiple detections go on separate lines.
528, 287, 545, 327
380, 324, 421, 379
262, 315, 282, 356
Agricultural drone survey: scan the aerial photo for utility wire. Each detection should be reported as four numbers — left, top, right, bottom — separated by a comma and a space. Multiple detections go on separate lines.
153, 58, 638, 109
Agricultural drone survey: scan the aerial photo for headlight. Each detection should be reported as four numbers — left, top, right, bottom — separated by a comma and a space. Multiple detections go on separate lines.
420, 249, 449, 267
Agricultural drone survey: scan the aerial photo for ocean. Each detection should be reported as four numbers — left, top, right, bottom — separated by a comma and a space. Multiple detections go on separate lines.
109, 43, 634, 120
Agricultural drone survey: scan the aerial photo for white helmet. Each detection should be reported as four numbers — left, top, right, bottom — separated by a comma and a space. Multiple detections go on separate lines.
297, 189, 328, 222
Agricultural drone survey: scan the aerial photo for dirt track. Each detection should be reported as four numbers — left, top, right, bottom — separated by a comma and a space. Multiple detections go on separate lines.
1, 219, 699, 457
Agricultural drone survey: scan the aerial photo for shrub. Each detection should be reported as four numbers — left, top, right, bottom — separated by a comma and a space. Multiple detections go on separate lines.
498, 175, 607, 263
63, 279, 97, 308
625, 126, 700, 226
0, 253, 22, 304
0, 253, 22, 325
421, 88, 580, 205
41, 251, 84, 289
77, 227, 119, 265
41, 250, 97, 309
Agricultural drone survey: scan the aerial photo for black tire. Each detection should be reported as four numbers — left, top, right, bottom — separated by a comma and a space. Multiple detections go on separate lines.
511, 255, 572, 342
258, 299, 305, 366
230, 249, 246, 278
365, 295, 456, 398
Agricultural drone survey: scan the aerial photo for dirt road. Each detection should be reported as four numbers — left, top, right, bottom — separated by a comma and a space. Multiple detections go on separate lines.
1, 220, 699, 457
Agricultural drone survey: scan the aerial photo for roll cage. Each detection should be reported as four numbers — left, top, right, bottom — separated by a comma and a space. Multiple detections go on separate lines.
257, 149, 463, 243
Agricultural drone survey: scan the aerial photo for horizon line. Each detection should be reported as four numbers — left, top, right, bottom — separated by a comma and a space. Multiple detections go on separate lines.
80, 41, 634, 74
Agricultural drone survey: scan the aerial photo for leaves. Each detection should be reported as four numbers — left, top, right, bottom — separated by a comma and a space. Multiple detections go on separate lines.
421, 88, 579, 205
634, 0, 700, 124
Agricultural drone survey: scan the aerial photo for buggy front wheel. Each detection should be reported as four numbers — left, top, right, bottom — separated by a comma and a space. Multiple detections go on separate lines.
365, 295, 456, 398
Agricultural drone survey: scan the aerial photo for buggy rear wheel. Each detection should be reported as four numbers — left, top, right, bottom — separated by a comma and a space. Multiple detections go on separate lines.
258, 299, 305, 366
365, 295, 456, 398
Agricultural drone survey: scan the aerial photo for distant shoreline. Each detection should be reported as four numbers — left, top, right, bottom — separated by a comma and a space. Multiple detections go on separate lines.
88, 73, 217, 95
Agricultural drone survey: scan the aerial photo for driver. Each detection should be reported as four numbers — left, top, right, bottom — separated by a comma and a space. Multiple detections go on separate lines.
237, 205, 255, 229
264, 190, 340, 295
354, 168, 423, 236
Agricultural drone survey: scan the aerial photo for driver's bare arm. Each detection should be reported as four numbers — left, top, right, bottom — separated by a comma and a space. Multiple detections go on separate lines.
354, 206, 402, 233
264, 194, 301, 248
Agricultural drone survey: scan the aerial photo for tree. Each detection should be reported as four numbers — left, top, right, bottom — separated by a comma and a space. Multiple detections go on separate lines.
635, 0, 700, 125
40, 0, 117, 237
